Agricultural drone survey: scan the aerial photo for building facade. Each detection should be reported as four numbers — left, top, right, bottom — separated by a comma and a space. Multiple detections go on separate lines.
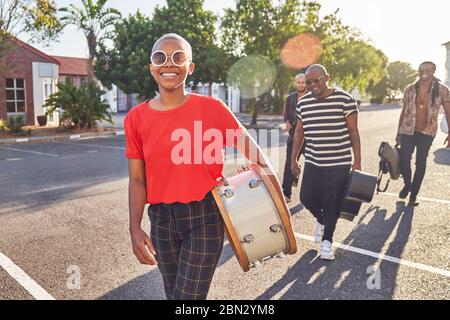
0, 37, 60, 126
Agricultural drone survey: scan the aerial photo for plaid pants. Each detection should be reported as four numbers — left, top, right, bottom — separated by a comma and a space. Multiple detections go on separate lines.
148, 191, 224, 300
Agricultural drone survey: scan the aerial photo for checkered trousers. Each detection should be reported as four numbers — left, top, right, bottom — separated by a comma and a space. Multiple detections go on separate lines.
147, 191, 224, 300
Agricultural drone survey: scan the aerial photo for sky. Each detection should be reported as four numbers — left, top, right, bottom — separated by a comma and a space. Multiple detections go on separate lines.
26, 0, 450, 81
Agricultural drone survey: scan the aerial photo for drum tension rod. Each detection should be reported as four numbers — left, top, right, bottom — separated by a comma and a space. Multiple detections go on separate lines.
242, 234, 254, 243
270, 224, 284, 233
249, 179, 262, 189
221, 189, 234, 198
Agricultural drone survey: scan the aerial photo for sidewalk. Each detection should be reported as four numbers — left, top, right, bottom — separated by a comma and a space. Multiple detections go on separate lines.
0, 112, 284, 145
99, 112, 286, 130
0, 126, 124, 145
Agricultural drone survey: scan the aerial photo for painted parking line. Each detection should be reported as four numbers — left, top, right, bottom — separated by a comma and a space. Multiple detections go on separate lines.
378, 192, 450, 206
294, 233, 450, 278
53, 141, 126, 151
0, 146, 59, 157
0, 251, 55, 300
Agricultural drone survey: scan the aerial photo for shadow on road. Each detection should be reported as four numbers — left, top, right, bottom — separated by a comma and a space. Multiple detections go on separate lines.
99, 243, 236, 300
99, 202, 414, 300
256, 202, 414, 300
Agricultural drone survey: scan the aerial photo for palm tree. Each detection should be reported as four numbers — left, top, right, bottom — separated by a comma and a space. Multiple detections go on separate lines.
60, 0, 121, 62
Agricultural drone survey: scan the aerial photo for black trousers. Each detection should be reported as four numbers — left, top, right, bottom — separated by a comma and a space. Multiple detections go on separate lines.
300, 163, 350, 242
400, 132, 434, 198
282, 138, 303, 198
148, 192, 224, 300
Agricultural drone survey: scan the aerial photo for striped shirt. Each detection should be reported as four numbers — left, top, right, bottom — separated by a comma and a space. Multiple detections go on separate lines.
297, 89, 358, 168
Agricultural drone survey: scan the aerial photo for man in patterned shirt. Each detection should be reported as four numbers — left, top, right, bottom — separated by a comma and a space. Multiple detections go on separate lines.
396, 61, 450, 206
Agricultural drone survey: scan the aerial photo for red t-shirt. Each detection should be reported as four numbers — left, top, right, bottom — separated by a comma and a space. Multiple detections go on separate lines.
124, 93, 244, 204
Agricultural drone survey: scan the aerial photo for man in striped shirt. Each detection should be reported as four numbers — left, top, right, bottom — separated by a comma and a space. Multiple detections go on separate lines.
291, 64, 362, 260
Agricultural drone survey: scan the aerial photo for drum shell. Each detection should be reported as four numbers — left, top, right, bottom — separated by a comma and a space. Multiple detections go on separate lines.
340, 198, 362, 221
343, 170, 377, 203
217, 169, 288, 263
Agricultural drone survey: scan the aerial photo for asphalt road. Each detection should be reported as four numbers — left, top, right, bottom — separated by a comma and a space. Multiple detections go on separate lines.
0, 106, 449, 300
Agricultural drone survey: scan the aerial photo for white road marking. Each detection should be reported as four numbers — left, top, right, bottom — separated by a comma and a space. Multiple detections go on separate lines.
294, 233, 450, 278
0, 146, 58, 157
53, 141, 125, 150
4, 158, 23, 161
70, 134, 81, 140
379, 192, 450, 205
0, 251, 55, 300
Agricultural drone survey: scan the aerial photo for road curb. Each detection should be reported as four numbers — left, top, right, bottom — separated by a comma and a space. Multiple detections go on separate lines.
0, 124, 286, 145
0, 130, 125, 145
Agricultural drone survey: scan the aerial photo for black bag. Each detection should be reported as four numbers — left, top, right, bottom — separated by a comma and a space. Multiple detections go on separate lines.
340, 170, 377, 221
376, 142, 401, 193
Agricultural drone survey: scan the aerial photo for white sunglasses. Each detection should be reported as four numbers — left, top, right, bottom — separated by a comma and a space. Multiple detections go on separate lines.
150, 50, 190, 67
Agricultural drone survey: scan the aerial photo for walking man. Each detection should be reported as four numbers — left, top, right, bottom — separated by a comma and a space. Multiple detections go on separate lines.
396, 61, 450, 206
291, 64, 362, 260
282, 73, 308, 203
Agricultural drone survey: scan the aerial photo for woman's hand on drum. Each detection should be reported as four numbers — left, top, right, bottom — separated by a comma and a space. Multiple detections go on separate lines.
130, 227, 157, 265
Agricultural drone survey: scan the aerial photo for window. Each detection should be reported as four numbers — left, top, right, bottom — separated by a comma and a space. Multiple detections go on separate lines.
6, 78, 26, 113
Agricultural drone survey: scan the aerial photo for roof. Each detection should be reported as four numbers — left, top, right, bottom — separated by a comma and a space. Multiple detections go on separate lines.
442, 41, 450, 46
9, 37, 60, 65
50, 56, 90, 76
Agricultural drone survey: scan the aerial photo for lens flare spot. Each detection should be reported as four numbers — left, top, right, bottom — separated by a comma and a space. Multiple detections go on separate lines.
227, 55, 276, 99
280, 33, 323, 69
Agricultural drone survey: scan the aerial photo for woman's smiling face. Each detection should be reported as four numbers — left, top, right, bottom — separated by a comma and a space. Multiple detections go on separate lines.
149, 39, 195, 92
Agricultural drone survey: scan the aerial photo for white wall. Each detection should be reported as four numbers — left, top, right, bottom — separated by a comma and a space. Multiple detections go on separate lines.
445, 43, 450, 87
101, 83, 118, 113
32, 62, 59, 125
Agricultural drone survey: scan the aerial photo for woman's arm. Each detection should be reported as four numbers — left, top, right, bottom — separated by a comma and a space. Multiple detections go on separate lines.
128, 159, 157, 265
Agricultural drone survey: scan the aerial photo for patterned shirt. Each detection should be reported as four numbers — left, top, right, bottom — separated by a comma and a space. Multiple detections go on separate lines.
399, 80, 450, 137
297, 89, 358, 168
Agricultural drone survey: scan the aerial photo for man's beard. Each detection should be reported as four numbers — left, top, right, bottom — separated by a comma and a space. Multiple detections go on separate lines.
297, 88, 307, 94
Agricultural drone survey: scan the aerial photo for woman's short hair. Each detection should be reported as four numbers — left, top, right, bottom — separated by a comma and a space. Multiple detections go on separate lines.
151, 33, 193, 60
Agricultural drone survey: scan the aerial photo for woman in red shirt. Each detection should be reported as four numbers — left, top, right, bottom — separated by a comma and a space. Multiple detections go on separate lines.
125, 33, 270, 300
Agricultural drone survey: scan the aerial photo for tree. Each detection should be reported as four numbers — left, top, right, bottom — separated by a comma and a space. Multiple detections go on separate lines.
221, 0, 300, 123
60, 0, 121, 62
386, 61, 416, 99
368, 61, 416, 103
0, 0, 62, 64
222, 0, 389, 121
95, 0, 229, 99
328, 40, 388, 94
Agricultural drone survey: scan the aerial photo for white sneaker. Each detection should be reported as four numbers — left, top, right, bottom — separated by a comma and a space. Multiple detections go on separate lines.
314, 222, 325, 243
320, 240, 335, 261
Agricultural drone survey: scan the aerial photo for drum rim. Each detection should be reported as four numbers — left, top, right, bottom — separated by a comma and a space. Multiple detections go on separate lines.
211, 187, 251, 272
253, 164, 297, 255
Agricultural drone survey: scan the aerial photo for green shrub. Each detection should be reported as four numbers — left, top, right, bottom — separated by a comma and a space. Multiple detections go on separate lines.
44, 78, 113, 129
0, 119, 6, 132
7, 115, 25, 134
